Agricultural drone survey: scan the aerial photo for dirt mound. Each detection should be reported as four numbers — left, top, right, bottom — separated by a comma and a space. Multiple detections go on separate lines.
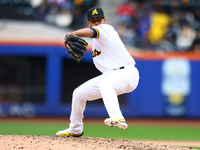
0, 135, 192, 150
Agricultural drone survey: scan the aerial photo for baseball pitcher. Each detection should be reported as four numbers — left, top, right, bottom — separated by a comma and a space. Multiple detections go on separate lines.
56, 7, 140, 137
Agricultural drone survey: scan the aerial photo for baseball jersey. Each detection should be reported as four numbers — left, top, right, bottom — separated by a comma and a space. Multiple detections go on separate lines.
91, 24, 135, 73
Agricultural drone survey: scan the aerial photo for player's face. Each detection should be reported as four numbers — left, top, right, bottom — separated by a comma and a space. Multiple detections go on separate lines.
88, 17, 106, 27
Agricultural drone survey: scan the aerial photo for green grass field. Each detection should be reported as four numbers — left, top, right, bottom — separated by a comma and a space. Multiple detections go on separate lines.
0, 122, 200, 149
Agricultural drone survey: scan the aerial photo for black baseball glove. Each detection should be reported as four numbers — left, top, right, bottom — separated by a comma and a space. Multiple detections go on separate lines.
64, 34, 88, 62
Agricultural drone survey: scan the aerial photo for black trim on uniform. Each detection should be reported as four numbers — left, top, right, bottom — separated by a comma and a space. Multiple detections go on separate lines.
90, 27, 97, 38
113, 64, 136, 70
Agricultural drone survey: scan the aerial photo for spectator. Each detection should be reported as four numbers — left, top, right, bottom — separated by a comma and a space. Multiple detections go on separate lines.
45, 0, 63, 24
116, 0, 136, 28
193, 43, 200, 52
33, 0, 48, 20
148, 7, 171, 47
135, 7, 151, 49
175, 22, 196, 51
70, 0, 98, 29
39, 0, 74, 27
55, 7, 73, 27
136, 10, 150, 40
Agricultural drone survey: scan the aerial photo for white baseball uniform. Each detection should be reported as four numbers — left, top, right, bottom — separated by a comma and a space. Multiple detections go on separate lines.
69, 24, 139, 134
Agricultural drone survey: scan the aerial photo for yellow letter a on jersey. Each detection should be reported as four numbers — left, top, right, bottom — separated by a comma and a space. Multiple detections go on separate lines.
92, 49, 101, 58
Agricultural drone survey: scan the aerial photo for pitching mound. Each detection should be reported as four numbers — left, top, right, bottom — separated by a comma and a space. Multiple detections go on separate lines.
0, 135, 192, 150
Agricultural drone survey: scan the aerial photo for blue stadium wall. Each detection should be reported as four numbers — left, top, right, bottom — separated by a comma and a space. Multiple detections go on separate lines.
0, 43, 200, 118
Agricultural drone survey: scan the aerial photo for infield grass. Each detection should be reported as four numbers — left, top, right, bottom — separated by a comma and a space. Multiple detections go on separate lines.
0, 122, 200, 141
1, 122, 199, 150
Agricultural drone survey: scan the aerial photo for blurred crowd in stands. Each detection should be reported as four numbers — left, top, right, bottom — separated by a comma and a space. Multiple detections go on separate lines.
0, 0, 200, 52
0, 0, 98, 28
115, 0, 200, 52
32, 0, 98, 29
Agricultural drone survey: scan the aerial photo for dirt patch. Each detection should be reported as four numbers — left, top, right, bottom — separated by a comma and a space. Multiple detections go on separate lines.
0, 135, 194, 150
0, 118, 199, 149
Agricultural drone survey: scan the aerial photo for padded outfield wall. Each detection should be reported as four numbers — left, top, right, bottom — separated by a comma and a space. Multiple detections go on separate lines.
0, 40, 200, 118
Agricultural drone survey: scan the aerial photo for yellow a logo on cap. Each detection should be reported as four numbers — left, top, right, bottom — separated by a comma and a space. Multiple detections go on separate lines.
92, 9, 98, 15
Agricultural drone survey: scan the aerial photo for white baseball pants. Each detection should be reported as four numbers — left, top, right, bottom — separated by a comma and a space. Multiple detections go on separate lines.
69, 64, 139, 134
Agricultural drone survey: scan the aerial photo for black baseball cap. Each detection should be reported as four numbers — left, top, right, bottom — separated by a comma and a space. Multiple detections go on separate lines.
87, 7, 105, 21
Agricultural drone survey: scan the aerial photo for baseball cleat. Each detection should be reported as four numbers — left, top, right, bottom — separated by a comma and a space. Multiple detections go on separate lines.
56, 129, 83, 137
104, 118, 128, 130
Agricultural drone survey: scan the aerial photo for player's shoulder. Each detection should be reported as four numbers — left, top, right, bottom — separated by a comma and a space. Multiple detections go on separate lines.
95, 24, 114, 30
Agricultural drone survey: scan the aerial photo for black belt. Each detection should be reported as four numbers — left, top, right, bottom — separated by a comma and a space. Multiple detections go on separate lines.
113, 64, 136, 70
